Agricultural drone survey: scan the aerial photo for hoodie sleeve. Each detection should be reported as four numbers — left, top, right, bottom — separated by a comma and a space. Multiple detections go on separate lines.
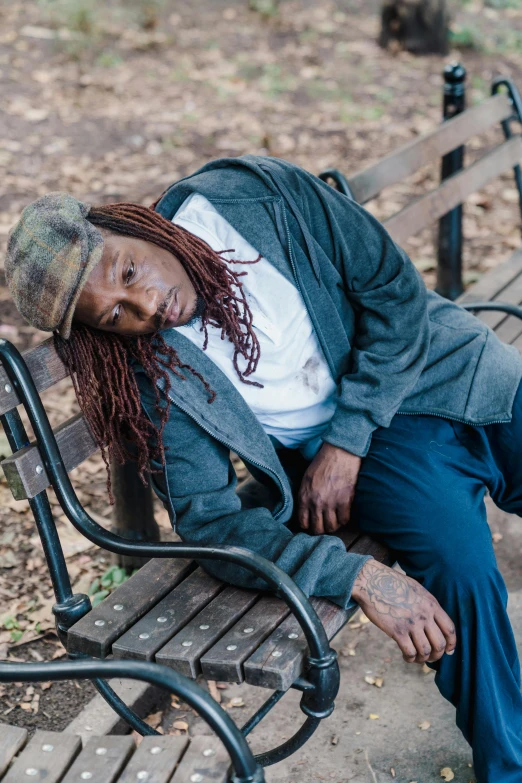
263, 158, 430, 458
136, 372, 371, 610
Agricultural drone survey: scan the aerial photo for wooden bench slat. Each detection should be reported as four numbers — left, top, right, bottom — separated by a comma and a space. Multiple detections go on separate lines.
200, 595, 289, 683
112, 568, 223, 661
2, 730, 81, 783
243, 595, 353, 691
155, 585, 259, 678
169, 736, 228, 783
384, 135, 522, 245
117, 736, 188, 783
67, 558, 194, 658
0, 724, 27, 778
347, 93, 513, 204
0, 338, 67, 417
461, 265, 522, 334
492, 312, 522, 345
458, 248, 522, 305
1, 412, 97, 501
61, 736, 134, 783
349, 535, 393, 563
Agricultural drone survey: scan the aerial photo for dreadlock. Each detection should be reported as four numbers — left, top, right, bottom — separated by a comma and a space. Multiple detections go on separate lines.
54, 201, 261, 503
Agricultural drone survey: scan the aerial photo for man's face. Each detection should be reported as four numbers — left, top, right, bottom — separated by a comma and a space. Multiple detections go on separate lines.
74, 230, 198, 335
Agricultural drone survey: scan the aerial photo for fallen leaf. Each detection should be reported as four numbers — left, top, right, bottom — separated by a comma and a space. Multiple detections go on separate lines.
207, 680, 221, 704
418, 720, 431, 730
364, 675, 376, 685
228, 696, 245, 708
492, 532, 503, 543
144, 710, 163, 729
440, 768, 455, 781
172, 720, 188, 732
368, 713, 379, 720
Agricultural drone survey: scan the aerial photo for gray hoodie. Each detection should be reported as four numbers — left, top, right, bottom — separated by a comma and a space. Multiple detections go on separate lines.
132, 155, 522, 610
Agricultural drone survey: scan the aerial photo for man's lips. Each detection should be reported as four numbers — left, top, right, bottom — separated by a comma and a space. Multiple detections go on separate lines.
161, 289, 180, 329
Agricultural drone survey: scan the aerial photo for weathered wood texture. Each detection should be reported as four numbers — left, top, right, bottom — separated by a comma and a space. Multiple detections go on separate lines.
2, 730, 81, 783
67, 558, 194, 658
200, 595, 289, 683
1, 412, 97, 500
0, 725, 27, 778
112, 568, 223, 661
348, 92, 512, 204
156, 585, 259, 678
384, 136, 522, 245
117, 736, 188, 783
169, 736, 229, 783
61, 736, 134, 783
0, 734, 226, 782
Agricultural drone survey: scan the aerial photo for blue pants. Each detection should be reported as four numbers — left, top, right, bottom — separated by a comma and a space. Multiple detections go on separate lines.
350, 381, 522, 783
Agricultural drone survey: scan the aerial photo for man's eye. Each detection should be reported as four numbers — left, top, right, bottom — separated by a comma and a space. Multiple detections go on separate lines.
112, 306, 121, 326
125, 261, 135, 283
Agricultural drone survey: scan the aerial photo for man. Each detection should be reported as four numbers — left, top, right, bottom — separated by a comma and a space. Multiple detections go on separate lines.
6, 155, 522, 781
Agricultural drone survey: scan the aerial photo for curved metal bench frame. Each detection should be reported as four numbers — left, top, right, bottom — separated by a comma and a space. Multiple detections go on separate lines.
0, 658, 264, 783
0, 338, 340, 770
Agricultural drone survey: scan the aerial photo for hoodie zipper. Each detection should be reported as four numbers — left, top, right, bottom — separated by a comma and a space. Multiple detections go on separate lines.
396, 410, 510, 426
166, 390, 290, 521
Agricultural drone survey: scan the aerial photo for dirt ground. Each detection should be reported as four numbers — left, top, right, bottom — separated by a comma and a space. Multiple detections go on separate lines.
2, 0, 522, 770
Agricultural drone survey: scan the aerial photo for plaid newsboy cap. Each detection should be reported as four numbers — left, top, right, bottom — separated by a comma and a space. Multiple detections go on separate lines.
5, 192, 104, 339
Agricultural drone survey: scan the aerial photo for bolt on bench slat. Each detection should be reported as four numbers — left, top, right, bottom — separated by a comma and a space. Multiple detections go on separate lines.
1, 412, 98, 501
348, 92, 513, 204
0, 725, 27, 778
112, 569, 223, 661
200, 595, 289, 683
155, 585, 259, 678
61, 736, 134, 783
2, 730, 81, 783
67, 558, 194, 658
117, 736, 189, 783
169, 736, 228, 783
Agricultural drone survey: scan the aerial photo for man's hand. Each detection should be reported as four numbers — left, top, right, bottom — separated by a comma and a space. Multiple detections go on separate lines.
352, 559, 457, 664
298, 442, 361, 535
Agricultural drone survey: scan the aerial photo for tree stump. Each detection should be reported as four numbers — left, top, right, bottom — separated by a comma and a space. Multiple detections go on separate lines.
379, 0, 449, 55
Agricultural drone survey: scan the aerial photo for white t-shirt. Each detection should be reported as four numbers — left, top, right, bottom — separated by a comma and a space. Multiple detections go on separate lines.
173, 193, 337, 460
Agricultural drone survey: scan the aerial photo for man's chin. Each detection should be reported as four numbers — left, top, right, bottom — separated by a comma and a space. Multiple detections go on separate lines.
183, 295, 206, 328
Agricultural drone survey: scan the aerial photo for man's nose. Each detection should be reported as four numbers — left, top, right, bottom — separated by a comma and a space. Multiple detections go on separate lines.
127, 287, 160, 321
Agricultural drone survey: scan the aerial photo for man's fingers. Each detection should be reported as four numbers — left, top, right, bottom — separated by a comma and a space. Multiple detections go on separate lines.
298, 504, 309, 531
336, 502, 352, 528
397, 633, 417, 663
409, 629, 433, 663
311, 504, 325, 535
434, 608, 457, 654
424, 623, 448, 662
323, 508, 338, 534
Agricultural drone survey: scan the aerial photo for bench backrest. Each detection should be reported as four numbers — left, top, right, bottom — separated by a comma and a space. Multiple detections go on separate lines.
1, 88, 520, 502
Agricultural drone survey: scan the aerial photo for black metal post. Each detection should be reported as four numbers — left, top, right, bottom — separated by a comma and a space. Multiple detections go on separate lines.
436, 62, 466, 301
491, 76, 522, 229
110, 459, 159, 570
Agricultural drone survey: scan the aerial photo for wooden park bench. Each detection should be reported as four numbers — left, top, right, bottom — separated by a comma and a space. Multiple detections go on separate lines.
1, 61, 522, 774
